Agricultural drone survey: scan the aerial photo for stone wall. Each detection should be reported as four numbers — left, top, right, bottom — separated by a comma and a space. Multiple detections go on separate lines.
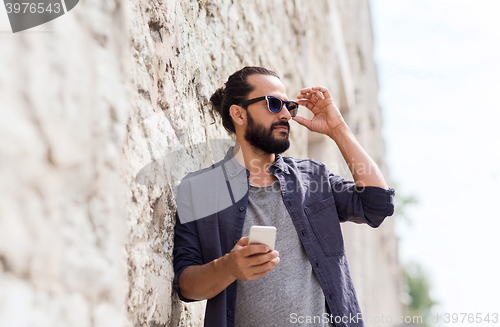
0, 0, 130, 326
0, 0, 402, 326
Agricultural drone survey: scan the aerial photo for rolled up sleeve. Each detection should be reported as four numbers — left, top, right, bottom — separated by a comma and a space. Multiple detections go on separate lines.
173, 213, 203, 302
329, 173, 395, 228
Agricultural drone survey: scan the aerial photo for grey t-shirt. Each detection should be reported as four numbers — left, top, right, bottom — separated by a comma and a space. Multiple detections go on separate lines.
234, 180, 333, 327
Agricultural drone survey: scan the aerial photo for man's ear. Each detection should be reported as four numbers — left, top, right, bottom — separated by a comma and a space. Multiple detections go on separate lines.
230, 104, 246, 127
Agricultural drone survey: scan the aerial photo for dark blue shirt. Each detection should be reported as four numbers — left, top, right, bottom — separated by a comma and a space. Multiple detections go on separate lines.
173, 147, 395, 327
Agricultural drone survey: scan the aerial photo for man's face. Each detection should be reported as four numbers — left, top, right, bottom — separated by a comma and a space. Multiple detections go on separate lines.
242, 74, 292, 154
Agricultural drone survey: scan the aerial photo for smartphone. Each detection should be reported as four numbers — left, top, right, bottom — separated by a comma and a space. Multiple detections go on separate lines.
248, 226, 277, 251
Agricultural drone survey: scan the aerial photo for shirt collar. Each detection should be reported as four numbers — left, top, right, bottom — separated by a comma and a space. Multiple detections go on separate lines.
270, 153, 290, 174
223, 147, 290, 176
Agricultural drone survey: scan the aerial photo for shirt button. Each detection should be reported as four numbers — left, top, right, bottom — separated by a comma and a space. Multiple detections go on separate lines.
239, 207, 244, 212
233, 240, 238, 245
227, 310, 232, 316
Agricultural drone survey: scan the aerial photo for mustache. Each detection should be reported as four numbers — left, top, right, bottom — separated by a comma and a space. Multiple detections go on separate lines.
271, 121, 290, 130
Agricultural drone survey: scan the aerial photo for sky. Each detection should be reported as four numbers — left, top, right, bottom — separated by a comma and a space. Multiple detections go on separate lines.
370, 0, 500, 325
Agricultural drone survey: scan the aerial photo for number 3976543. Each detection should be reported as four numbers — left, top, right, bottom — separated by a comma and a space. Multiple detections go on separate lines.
5, 2, 61, 14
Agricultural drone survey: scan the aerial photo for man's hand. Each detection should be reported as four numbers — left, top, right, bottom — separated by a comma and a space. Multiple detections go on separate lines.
294, 86, 346, 136
225, 236, 280, 281
293, 86, 388, 189
178, 236, 279, 301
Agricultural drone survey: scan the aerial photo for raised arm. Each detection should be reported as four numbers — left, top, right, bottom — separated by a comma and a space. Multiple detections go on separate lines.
295, 86, 388, 189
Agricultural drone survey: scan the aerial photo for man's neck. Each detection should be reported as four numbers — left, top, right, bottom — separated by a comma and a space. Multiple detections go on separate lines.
233, 140, 277, 187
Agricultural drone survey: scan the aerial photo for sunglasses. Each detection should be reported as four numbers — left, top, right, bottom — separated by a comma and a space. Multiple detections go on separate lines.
238, 95, 299, 117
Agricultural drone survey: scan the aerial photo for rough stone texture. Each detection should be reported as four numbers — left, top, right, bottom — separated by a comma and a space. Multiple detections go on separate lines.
0, 0, 402, 326
0, 1, 129, 326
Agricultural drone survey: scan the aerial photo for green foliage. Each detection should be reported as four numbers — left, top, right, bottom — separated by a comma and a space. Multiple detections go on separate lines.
403, 262, 438, 326
393, 186, 436, 325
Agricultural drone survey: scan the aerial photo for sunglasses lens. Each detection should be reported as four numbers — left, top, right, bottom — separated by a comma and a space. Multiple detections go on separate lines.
286, 103, 298, 117
267, 97, 283, 113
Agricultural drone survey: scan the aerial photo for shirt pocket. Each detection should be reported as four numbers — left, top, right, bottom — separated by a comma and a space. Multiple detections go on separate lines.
304, 196, 345, 256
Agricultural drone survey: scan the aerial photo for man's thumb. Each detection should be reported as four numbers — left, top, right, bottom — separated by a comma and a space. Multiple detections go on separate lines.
292, 116, 311, 130
236, 236, 249, 247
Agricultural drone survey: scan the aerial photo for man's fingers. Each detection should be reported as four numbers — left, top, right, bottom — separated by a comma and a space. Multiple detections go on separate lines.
297, 92, 312, 101
250, 256, 280, 277
233, 251, 280, 281
250, 250, 279, 266
296, 99, 312, 107
321, 87, 332, 99
312, 86, 330, 98
296, 99, 319, 113
292, 116, 312, 131
311, 90, 325, 101
299, 87, 313, 94
241, 243, 270, 257
298, 86, 332, 100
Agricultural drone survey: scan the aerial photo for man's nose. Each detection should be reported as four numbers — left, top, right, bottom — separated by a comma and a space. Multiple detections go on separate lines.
278, 103, 292, 121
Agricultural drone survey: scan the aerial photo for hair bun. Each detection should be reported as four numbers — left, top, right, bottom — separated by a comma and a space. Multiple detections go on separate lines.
216, 87, 225, 99
210, 87, 225, 112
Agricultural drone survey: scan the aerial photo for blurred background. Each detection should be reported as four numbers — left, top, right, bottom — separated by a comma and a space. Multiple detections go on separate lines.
1, 0, 499, 326
372, 0, 500, 325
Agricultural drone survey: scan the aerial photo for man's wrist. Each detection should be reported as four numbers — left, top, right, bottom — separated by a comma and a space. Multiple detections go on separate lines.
217, 253, 237, 282
327, 121, 351, 141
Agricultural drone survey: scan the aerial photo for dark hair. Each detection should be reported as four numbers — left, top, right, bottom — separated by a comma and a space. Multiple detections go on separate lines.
209, 66, 280, 134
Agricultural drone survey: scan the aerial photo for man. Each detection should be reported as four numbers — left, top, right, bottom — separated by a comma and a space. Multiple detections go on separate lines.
173, 66, 395, 327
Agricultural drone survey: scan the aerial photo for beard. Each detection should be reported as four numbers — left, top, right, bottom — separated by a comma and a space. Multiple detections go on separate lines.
244, 110, 291, 154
